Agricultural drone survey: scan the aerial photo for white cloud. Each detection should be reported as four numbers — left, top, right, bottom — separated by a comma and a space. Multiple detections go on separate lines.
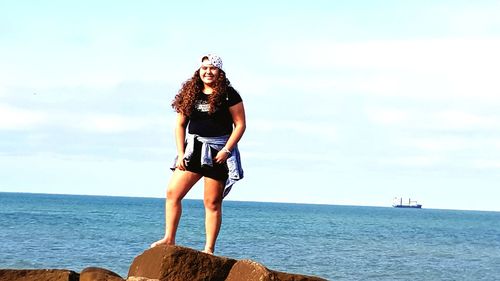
434, 110, 498, 130
252, 119, 337, 141
397, 137, 469, 152
380, 155, 443, 167
0, 101, 166, 134
365, 108, 410, 125
0, 42, 184, 91
270, 38, 500, 100
0, 103, 48, 130
0, 86, 6, 97
421, 110, 500, 132
273, 38, 500, 72
473, 159, 500, 169
244, 151, 321, 161
75, 113, 162, 134
493, 140, 500, 150
365, 106, 500, 132
230, 70, 274, 97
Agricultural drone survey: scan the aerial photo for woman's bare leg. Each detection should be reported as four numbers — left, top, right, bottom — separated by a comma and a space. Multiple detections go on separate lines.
202, 177, 224, 254
151, 169, 202, 248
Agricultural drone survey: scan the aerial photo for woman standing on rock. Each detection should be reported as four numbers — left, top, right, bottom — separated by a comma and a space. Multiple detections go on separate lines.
151, 54, 245, 254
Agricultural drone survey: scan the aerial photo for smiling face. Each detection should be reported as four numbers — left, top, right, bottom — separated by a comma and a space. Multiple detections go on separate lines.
199, 58, 220, 86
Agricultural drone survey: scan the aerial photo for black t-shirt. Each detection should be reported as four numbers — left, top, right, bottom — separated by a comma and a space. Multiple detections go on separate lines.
187, 87, 242, 137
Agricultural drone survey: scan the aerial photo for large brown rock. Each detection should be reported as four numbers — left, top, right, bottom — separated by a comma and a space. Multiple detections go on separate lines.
0, 246, 327, 281
272, 270, 328, 281
225, 260, 275, 281
125, 277, 159, 281
128, 245, 237, 281
0, 269, 79, 281
225, 260, 328, 281
128, 246, 327, 281
80, 267, 125, 281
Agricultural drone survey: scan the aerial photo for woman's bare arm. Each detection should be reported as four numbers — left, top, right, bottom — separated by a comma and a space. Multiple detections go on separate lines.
214, 102, 246, 163
174, 113, 188, 170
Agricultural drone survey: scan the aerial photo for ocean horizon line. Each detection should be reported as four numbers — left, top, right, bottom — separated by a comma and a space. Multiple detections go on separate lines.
1, 191, 498, 213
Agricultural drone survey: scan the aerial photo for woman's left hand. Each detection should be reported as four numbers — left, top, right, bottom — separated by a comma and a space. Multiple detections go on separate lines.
214, 150, 230, 164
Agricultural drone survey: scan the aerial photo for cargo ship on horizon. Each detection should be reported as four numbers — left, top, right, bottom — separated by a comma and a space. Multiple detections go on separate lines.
393, 197, 422, 208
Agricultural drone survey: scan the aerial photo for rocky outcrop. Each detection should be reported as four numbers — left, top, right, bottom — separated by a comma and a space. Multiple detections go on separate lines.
0, 269, 79, 281
0, 245, 327, 281
272, 271, 328, 281
128, 245, 327, 281
80, 267, 125, 281
128, 245, 237, 281
225, 260, 275, 281
228, 259, 329, 281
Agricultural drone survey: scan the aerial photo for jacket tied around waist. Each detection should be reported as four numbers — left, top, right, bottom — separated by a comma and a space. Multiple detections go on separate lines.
171, 132, 244, 198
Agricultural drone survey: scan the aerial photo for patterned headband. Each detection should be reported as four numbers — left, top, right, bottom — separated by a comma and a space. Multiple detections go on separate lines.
201, 54, 223, 70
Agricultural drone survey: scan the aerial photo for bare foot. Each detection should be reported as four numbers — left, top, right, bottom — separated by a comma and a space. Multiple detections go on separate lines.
150, 237, 174, 248
202, 247, 214, 255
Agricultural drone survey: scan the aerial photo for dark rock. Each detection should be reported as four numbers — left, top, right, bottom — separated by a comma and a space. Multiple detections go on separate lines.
272, 270, 328, 281
0, 269, 79, 281
225, 260, 328, 281
80, 267, 124, 281
225, 260, 275, 281
128, 245, 237, 281
1, 246, 327, 281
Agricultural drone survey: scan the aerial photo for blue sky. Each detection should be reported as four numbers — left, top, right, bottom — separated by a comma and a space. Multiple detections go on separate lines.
1, 1, 500, 211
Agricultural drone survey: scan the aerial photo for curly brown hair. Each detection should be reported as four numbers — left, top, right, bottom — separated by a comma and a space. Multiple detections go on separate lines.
171, 69, 232, 116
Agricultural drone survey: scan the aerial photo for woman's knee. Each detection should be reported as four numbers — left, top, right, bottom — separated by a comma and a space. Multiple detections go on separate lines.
203, 178, 224, 211
204, 197, 222, 212
167, 186, 184, 202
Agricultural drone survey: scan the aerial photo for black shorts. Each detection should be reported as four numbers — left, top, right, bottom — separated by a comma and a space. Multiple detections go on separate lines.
184, 139, 229, 181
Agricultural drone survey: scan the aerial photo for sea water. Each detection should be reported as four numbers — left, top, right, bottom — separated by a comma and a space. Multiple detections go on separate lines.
0, 192, 499, 281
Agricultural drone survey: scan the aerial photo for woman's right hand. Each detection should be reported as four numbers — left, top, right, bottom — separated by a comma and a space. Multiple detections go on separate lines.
175, 154, 186, 171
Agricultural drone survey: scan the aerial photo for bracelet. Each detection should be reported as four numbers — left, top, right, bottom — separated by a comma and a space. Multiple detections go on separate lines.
222, 147, 231, 155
